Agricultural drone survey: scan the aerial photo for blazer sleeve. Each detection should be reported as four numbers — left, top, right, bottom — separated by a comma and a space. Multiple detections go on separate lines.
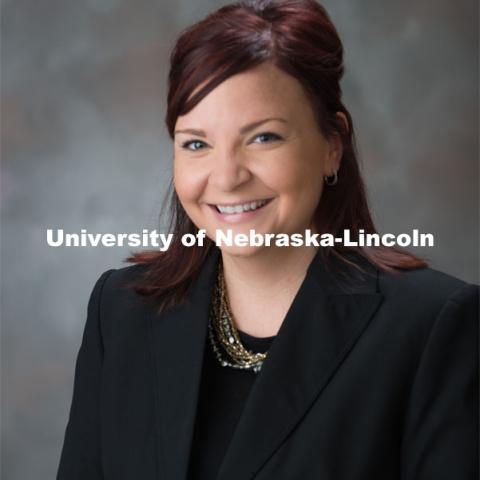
400, 283, 479, 480
56, 269, 115, 480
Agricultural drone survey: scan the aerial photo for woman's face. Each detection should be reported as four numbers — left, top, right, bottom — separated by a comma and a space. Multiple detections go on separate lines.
173, 62, 343, 256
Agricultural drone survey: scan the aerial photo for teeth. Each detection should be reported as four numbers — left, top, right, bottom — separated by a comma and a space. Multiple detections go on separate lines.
217, 199, 269, 214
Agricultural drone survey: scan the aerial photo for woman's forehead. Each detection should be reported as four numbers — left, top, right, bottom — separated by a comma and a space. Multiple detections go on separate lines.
175, 64, 311, 129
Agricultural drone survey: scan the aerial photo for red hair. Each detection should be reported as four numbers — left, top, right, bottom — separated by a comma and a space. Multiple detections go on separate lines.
126, 0, 427, 311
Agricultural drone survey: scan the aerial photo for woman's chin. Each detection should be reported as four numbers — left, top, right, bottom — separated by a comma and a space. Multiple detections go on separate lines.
218, 244, 269, 258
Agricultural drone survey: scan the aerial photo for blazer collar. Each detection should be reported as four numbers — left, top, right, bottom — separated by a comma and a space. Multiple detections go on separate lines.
147, 246, 384, 480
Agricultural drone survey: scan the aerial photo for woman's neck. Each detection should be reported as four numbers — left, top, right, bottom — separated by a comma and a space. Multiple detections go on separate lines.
220, 246, 319, 337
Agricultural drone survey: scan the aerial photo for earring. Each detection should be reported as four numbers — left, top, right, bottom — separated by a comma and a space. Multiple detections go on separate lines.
324, 171, 338, 186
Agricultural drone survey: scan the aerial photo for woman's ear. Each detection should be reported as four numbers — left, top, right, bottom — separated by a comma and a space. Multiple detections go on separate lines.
336, 111, 349, 135
327, 112, 348, 173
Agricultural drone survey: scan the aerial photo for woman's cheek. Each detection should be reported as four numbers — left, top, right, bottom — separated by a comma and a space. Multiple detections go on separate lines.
174, 163, 202, 203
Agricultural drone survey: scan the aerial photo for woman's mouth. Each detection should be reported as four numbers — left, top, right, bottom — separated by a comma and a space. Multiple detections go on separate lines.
207, 198, 274, 224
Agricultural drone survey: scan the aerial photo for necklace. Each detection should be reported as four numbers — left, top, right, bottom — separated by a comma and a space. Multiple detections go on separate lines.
208, 259, 267, 374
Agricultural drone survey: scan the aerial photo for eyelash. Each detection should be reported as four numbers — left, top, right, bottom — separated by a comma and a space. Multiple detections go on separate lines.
181, 140, 207, 151
180, 132, 282, 151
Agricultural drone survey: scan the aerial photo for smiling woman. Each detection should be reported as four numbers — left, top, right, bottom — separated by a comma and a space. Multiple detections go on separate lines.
173, 62, 344, 259
57, 1, 478, 479
123, 0, 432, 311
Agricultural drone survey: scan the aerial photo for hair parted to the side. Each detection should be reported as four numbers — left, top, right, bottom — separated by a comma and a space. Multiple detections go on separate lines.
125, 0, 427, 312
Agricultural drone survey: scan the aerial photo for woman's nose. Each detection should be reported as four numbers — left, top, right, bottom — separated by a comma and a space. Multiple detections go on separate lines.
208, 150, 252, 192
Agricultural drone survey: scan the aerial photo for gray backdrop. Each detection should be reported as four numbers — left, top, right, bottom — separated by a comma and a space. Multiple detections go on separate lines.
1, 0, 478, 478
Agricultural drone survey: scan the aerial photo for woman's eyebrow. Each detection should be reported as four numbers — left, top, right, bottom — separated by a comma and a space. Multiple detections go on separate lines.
174, 128, 207, 137
239, 117, 287, 134
174, 117, 287, 137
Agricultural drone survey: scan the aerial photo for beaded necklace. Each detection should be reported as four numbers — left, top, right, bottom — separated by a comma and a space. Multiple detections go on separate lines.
208, 259, 267, 374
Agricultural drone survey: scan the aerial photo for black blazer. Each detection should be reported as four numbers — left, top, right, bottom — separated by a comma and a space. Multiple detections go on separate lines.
57, 247, 478, 480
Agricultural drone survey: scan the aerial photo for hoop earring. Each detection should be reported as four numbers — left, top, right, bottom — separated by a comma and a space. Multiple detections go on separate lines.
324, 171, 338, 186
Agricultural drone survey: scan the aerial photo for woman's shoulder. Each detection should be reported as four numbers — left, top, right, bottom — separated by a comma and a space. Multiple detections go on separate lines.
377, 263, 478, 320
371, 264, 478, 365
99, 262, 150, 288
89, 263, 157, 331
90, 263, 149, 299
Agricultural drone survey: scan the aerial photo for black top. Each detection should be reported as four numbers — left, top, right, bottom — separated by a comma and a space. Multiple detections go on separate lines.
187, 329, 276, 480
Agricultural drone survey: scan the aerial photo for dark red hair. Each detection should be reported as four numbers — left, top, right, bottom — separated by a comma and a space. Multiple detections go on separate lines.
126, 0, 427, 311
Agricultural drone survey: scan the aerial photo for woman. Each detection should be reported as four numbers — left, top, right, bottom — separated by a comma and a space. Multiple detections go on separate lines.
57, 1, 478, 479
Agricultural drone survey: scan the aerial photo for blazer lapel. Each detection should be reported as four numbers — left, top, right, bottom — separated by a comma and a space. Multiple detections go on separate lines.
146, 247, 383, 480
216, 251, 384, 480
146, 246, 220, 480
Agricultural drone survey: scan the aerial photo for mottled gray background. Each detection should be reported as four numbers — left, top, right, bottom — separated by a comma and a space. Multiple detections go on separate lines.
1, 0, 478, 478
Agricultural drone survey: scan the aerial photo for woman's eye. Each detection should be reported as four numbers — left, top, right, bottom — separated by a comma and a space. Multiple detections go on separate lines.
252, 132, 282, 144
181, 140, 207, 151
